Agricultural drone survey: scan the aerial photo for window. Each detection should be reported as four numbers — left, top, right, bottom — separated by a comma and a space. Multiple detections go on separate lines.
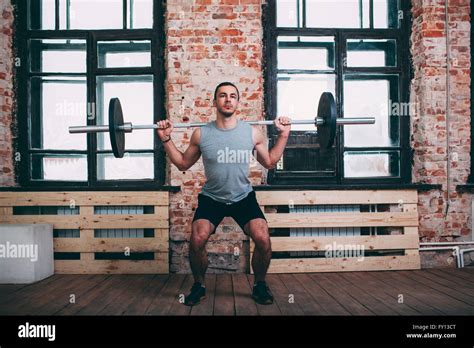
265, 0, 411, 184
15, 0, 165, 187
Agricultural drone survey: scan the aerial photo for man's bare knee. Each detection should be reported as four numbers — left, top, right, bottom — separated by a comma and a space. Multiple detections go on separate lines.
190, 220, 214, 251
246, 220, 271, 252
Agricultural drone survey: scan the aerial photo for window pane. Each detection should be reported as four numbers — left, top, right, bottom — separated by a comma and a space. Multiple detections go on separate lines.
278, 36, 335, 70
277, 145, 336, 174
306, 0, 362, 28
276, 0, 302, 28
97, 41, 151, 68
30, 39, 86, 73
344, 151, 400, 178
65, 0, 123, 29
29, 0, 56, 30
343, 78, 399, 147
347, 39, 397, 67
31, 155, 88, 181
374, 0, 389, 28
29, 0, 154, 30
129, 0, 153, 29
305, 0, 398, 29
96, 75, 154, 150
97, 154, 154, 180
278, 73, 335, 131
31, 76, 87, 150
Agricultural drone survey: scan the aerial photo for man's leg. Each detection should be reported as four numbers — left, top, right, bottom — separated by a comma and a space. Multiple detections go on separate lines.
244, 218, 271, 283
189, 219, 215, 284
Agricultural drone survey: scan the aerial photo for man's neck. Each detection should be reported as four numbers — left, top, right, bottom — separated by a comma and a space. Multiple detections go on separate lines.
215, 113, 237, 129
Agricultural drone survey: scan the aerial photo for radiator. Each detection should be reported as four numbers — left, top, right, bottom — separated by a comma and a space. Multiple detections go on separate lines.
56, 206, 145, 238
289, 205, 361, 257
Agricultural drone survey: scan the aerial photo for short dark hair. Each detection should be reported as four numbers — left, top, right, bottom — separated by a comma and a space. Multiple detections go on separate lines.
214, 82, 240, 101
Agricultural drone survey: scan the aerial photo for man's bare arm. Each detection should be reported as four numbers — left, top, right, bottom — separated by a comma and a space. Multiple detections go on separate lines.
253, 117, 291, 169
157, 120, 201, 171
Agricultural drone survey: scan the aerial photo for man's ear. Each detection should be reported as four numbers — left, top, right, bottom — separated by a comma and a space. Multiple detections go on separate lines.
212, 99, 216, 107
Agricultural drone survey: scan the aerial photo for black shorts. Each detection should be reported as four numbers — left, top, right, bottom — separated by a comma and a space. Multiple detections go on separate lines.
192, 190, 266, 233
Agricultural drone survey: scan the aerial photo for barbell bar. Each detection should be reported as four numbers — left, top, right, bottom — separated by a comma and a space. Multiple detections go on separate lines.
68, 92, 376, 158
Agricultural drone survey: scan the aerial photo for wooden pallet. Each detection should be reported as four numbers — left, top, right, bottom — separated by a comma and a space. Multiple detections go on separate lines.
0, 192, 169, 274
251, 190, 421, 273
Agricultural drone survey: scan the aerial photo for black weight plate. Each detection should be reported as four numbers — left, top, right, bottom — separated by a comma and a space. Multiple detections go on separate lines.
109, 98, 125, 158
317, 92, 337, 149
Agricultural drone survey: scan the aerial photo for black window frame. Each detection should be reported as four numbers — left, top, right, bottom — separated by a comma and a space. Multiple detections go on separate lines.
13, 0, 166, 188
263, 0, 413, 185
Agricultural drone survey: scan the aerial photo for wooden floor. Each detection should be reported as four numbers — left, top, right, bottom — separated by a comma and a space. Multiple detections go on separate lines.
1, 268, 473, 315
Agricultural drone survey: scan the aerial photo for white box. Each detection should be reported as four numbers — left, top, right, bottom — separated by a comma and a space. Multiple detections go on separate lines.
0, 224, 54, 284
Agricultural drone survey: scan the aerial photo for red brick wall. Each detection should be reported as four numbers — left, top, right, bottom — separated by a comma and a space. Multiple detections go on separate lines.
166, 0, 265, 272
0, 0, 15, 186
411, 0, 472, 266
0, 0, 472, 270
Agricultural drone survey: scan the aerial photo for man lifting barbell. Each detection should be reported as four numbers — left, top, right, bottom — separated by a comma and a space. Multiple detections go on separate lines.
156, 82, 290, 306
68, 85, 376, 306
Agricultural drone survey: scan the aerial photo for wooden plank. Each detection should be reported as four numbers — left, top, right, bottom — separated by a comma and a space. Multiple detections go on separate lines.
310, 273, 374, 315
403, 227, 419, 236
55, 275, 113, 315
168, 274, 194, 316
123, 274, 169, 315
213, 274, 235, 315
425, 268, 474, 287
76, 275, 137, 315
55, 254, 168, 274
156, 252, 169, 273
0, 284, 28, 298
265, 212, 419, 228
364, 272, 442, 315
190, 274, 216, 316
326, 273, 396, 315
81, 253, 94, 261
54, 237, 168, 253
0, 191, 169, 206
146, 274, 186, 315
291, 273, 350, 315
256, 190, 418, 205
416, 270, 474, 298
34, 275, 107, 315
0, 207, 13, 216
384, 271, 474, 315
277, 274, 323, 315
100, 275, 156, 315
266, 254, 420, 273
0, 275, 58, 308
80, 206, 94, 216
399, 270, 474, 306
0, 275, 76, 315
265, 274, 304, 315
251, 234, 419, 252
444, 268, 474, 284
341, 272, 420, 315
403, 203, 418, 213
80, 229, 94, 241
232, 273, 258, 315
2, 215, 168, 229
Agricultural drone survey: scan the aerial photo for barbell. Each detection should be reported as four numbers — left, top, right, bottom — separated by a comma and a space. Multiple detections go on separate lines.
69, 92, 375, 158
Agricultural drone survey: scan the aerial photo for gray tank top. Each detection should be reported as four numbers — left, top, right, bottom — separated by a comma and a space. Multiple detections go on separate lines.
199, 120, 254, 203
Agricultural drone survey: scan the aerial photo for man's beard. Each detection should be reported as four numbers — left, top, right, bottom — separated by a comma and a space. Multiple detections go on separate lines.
220, 107, 235, 117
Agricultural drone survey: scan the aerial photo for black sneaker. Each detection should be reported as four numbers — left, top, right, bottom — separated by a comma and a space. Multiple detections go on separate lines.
252, 281, 274, 305
184, 282, 206, 306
